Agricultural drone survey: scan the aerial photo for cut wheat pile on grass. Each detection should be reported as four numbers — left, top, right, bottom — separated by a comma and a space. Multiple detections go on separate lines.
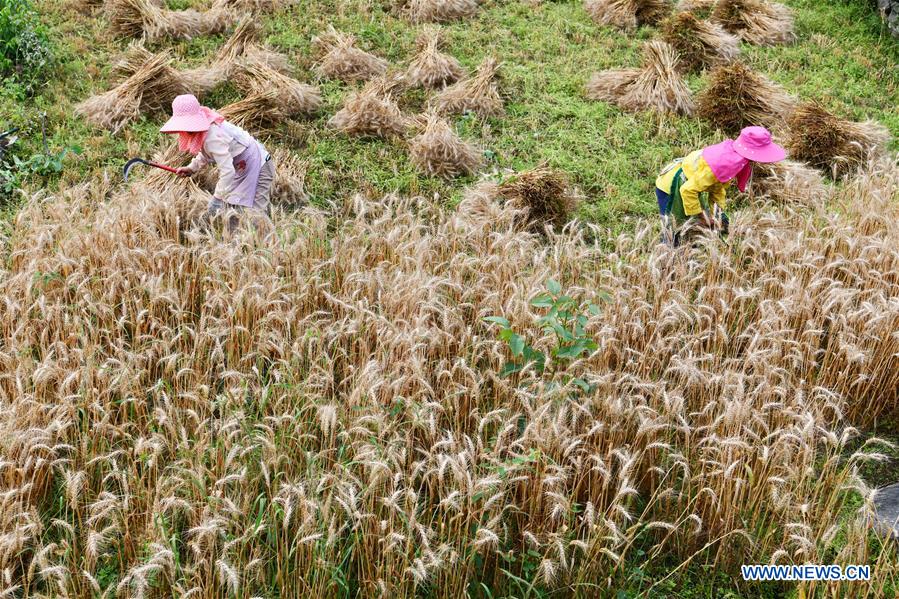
268, 147, 308, 207
431, 56, 504, 117
76, 50, 189, 132
216, 0, 298, 12
404, 0, 480, 23
408, 111, 483, 178
406, 26, 465, 89
498, 166, 580, 232
234, 55, 322, 117
178, 18, 293, 96
329, 77, 408, 139
661, 11, 740, 72
313, 27, 389, 82
696, 61, 796, 134
586, 41, 694, 115
711, 0, 795, 45
786, 103, 892, 179
584, 0, 672, 31
220, 90, 288, 130
2, 159, 898, 596
109, 0, 237, 41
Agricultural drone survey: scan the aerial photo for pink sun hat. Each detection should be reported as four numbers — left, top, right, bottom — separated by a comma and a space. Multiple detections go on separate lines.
160, 94, 224, 133
732, 126, 786, 163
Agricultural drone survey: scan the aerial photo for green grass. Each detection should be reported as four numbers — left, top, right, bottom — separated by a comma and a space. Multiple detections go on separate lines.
2, 0, 897, 228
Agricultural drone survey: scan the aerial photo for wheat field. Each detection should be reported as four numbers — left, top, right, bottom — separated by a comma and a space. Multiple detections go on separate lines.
0, 155, 897, 596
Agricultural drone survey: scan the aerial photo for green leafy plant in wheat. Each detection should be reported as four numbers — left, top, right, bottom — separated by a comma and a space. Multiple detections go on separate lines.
486, 279, 607, 393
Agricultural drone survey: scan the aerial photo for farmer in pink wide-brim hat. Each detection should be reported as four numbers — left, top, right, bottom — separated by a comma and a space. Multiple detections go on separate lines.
654, 126, 786, 246
160, 94, 275, 234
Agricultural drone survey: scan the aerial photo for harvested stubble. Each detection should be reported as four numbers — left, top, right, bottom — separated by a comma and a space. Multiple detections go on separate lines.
312, 27, 389, 82
406, 26, 465, 89
408, 111, 484, 178
696, 61, 796, 134
711, 0, 795, 45
746, 159, 829, 206
328, 77, 408, 139
498, 166, 580, 232
404, 0, 480, 23
76, 50, 189, 133
431, 56, 503, 118
786, 103, 892, 179
234, 55, 322, 117
586, 41, 694, 115
584, 0, 672, 30
109, 0, 237, 41
661, 11, 740, 72
3, 159, 898, 597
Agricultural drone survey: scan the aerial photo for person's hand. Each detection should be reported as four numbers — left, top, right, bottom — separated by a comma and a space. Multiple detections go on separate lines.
175, 167, 193, 178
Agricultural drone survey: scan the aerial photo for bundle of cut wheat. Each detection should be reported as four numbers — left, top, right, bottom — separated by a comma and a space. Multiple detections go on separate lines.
676, 0, 717, 15
234, 54, 322, 117
498, 165, 579, 232
408, 111, 483, 178
313, 27, 389, 82
431, 56, 503, 118
214, 0, 298, 12
268, 147, 308, 206
172, 18, 292, 96
404, 0, 480, 22
711, 0, 795, 45
585, 68, 641, 102
696, 61, 796, 134
220, 90, 288, 130
584, 0, 672, 30
76, 51, 189, 132
328, 77, 408, 139
786, 103, 892, 179
113, 41, 219, 97
586, 41, 693, 115
747, 159, 829, 206
406, 26, 465, 89
111, 41, 155, 78
109, 0, 237, 41
661, 11, 740, 72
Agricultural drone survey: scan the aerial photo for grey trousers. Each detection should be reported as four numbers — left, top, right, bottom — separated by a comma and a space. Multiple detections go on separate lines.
206, 158, 275, 234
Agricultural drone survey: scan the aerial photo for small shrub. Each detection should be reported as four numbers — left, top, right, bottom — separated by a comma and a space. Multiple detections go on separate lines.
0, 0, 55, 96
486, 279, 604, 392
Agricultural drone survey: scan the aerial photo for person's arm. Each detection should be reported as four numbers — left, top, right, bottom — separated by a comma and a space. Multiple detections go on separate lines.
710, 182, 727, 211
186, 151, 209, 173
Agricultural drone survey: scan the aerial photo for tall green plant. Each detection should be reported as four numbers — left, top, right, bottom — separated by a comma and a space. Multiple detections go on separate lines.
486, 279, 606, 392
0, 0, 54, 97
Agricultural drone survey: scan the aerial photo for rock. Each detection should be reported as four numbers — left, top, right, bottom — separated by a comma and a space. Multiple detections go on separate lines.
873, 482, 899, 538
877, 0, 899, 37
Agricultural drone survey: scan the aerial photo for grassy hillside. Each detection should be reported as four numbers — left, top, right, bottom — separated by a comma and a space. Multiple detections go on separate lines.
2, 0, 897, 226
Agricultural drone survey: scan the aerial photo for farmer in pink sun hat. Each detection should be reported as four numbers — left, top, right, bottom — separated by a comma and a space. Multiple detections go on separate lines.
160, 94, 275, 234
655, 126, 786, 246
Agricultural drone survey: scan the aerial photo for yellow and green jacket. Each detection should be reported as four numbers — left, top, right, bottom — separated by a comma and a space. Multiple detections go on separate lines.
656, 150, 729, 218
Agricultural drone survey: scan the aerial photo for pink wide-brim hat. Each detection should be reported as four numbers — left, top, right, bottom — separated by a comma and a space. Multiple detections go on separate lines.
160, 94, 219, 133
732, 126, 786, 163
